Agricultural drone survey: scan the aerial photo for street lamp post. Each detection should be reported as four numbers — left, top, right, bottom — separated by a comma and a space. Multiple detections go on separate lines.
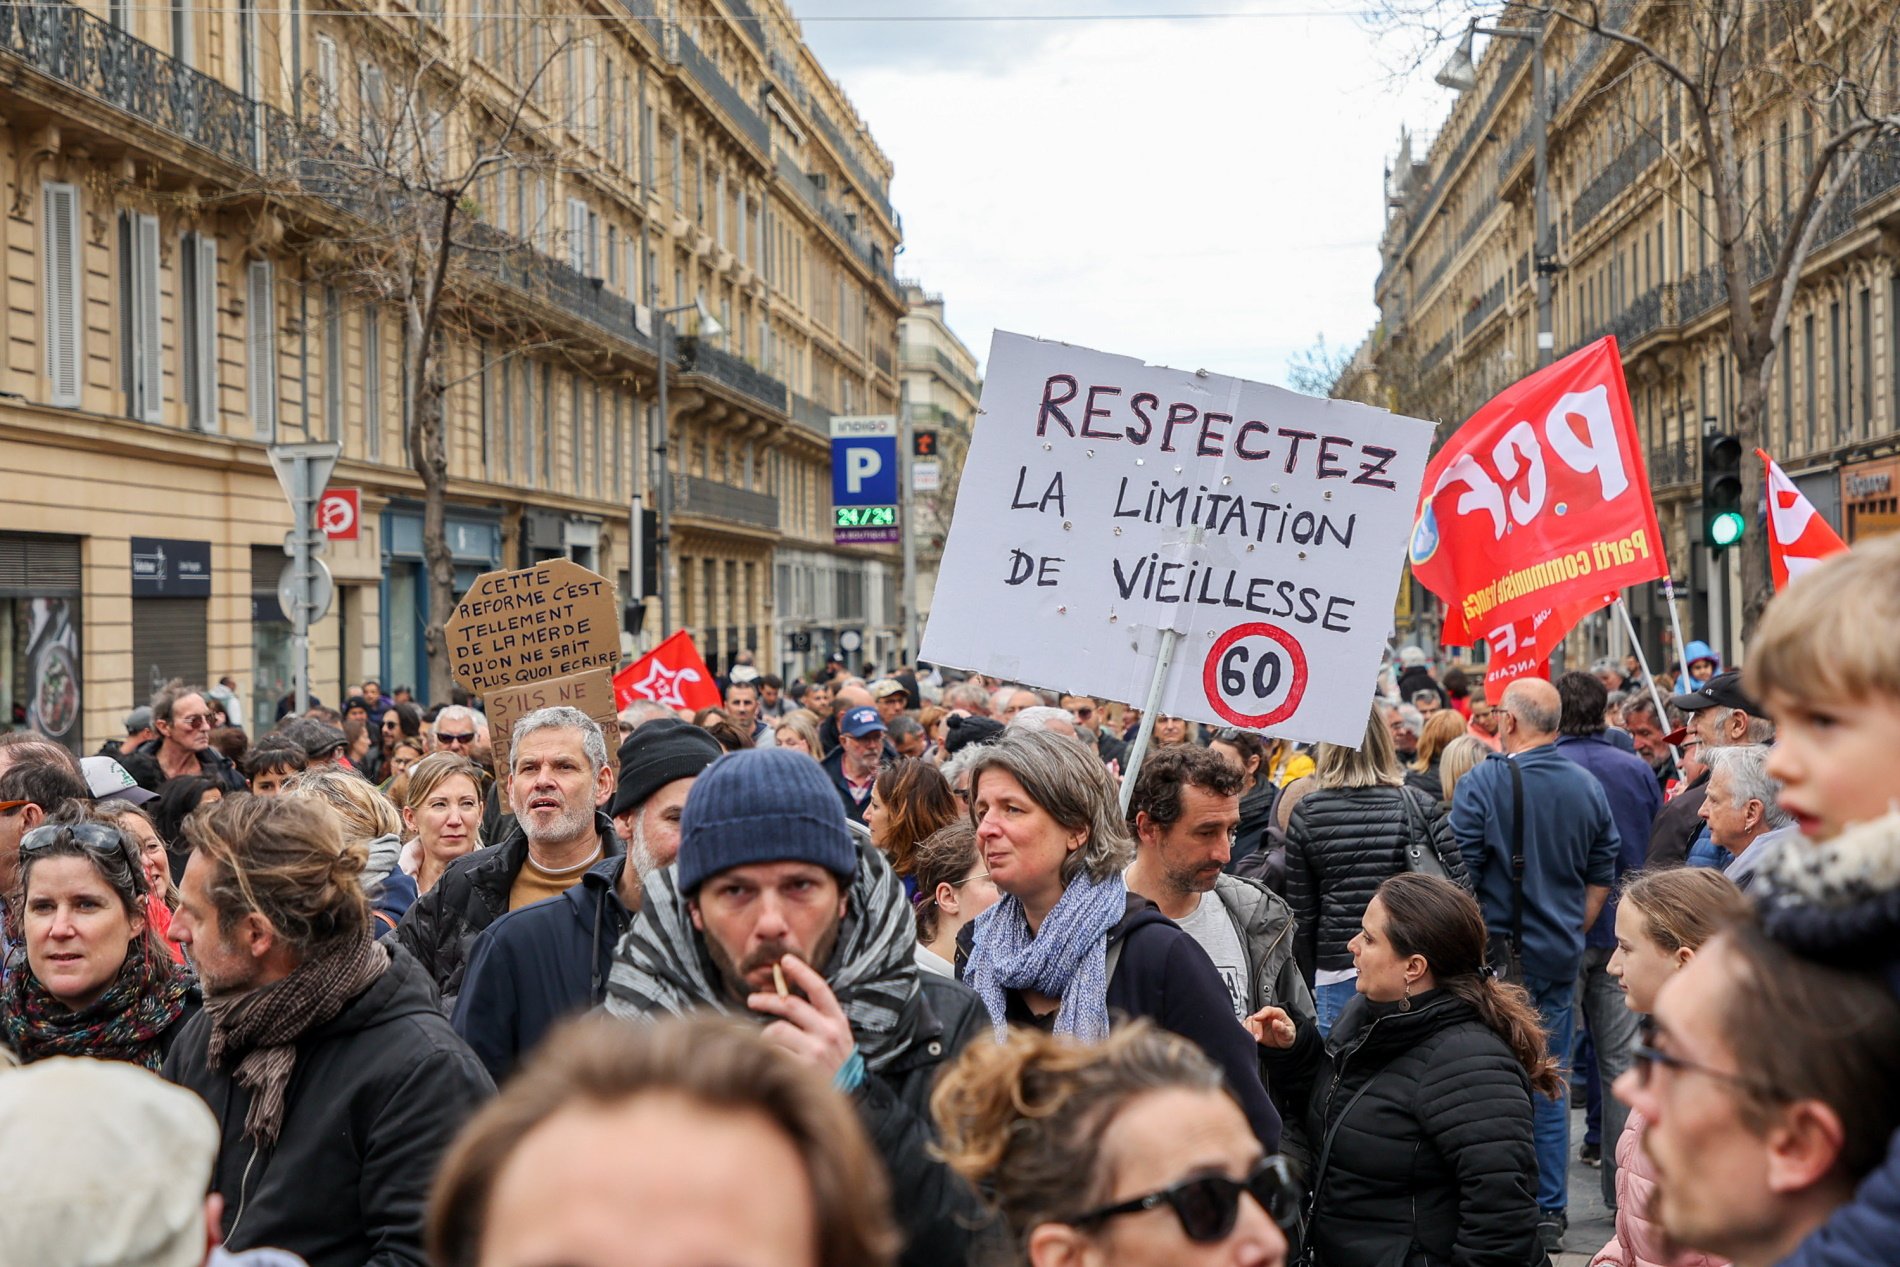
1436, 16, 1556, 368
650, 297, 723, 638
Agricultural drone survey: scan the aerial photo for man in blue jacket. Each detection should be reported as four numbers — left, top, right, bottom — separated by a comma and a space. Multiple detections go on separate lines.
451, 719, 722, 1081
1554, 670, 1662, 1203
1451, 676, 1619, 1253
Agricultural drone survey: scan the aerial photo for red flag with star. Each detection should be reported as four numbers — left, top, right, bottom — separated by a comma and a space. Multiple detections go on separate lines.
1758, 449, 1847, 591
614, 630, 721, 713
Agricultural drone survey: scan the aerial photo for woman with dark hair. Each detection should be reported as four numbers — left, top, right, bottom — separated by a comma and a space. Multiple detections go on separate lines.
1405, 709, 1469, 805
375, 700, 424, 781
932, 1021, 1294, 1267
865, 757, 958, 892
1207, 729, 1312, 874
1, 806, 198, 1067
1252, 872, 1552, 1267
958, 728, 1283, 1149
151, 773, 222, 884
911, 820, 1000, 977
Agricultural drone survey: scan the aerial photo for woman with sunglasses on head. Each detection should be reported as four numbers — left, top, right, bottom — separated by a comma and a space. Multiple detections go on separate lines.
1251, 873, 1552, 1267
1, 806, 198, 1068
1595, 868, 1751, 1267
933, 1020, 1294, 1267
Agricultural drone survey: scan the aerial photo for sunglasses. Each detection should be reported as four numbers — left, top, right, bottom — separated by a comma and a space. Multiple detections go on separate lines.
20, 823, 147, 894
436, 731, 476, 744
0, 799, 31, 816
170, 713, 213, 729
1069, 1155, 1299, 1243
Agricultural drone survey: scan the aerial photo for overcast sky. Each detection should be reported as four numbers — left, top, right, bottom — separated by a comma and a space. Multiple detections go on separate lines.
795, 0, 1459, 390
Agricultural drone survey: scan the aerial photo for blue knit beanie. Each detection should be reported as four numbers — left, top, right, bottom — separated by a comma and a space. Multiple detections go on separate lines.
676, 749, 856, 892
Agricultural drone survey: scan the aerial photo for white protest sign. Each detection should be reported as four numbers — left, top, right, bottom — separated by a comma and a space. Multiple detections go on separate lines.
921, 332, 1436, 746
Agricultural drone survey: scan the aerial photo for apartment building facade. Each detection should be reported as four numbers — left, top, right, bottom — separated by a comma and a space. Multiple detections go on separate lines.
0, 0, 904, 749
897, 280, 981, 643
1360, 0, 1900, 667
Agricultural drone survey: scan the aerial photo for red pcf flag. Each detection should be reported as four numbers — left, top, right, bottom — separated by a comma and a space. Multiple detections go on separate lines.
613, 630, 722, 714
1759, 449, 1848, 591
1409, 337, 1668, 650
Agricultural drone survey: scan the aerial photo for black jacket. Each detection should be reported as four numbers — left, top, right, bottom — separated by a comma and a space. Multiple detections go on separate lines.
161, 946, 494, 1267
1226, 777, 1279, 873
1647, 769, 1709, 868
120, 737, 247, 794
959, 894, 1283, 1151
1404, 759, 1444, 806
452, 854, 633, 1082
1264, 990, 1539, 1267
1286, 785, 1467, 982
394, 810, 621, 1006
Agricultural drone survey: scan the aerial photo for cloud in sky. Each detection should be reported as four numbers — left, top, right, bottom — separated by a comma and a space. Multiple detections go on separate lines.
797, 1, 1458, 389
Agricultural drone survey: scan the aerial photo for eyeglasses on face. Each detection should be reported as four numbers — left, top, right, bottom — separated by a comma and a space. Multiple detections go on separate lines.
170, 713, 213, 729
1067, 1155, 1300, 1244
1632, 1015, 1773, 1097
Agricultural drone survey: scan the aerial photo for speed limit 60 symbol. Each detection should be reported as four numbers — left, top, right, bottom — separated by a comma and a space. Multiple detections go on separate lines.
1203, 623, 1308, 729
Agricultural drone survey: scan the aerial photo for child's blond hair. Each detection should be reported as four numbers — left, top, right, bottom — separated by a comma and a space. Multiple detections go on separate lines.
1748, 534, 1900, 704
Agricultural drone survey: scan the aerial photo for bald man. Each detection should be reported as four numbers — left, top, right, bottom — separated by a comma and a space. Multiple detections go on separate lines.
1448, 675, 1620, 1245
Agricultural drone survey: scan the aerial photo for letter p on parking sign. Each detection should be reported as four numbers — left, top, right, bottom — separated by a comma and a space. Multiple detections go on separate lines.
831, 415, 899, 543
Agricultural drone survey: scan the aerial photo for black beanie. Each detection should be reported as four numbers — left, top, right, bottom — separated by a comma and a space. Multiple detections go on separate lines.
943, 713, 1005, 754
611, 718, 723, 817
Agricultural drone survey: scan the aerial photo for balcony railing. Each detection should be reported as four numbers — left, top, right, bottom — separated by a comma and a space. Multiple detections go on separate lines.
774, 151, 901, 298
1462, 276, 1507, 337
676, 31, 769, 154
790, 392, 831, 436
677, 338, 789, 415
1648, 438, 1698, 488
1572, 122, 1662, 229
674, 473, 779, 529
1, 0, 256, 169
1418, 329, 1456, 376
903, 344, 981, 400
1386, 39, 1529, 265
762, 43, 893, 226
719, 0, 763, 50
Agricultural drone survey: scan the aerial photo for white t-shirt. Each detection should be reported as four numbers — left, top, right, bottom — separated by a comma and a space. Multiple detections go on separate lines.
1173, 889, 1252, 1021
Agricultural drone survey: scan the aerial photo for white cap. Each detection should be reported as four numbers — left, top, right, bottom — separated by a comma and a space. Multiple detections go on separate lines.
0, 1057, 219, 1267
81, 755, 158, 806
727, 666, 760, 685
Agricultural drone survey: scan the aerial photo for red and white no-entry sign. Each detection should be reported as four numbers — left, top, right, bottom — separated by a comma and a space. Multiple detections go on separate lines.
318, 488, 361, 540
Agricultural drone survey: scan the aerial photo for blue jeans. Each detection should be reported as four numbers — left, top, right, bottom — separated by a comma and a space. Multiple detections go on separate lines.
1525, 974, 1578, 1215
1314, 979, 1359, 1037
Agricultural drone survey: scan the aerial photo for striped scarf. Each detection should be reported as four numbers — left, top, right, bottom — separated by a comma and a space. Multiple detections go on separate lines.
605, 843, 921, 1072
1, 937, 194, 1070
965, 871, 1128, 1042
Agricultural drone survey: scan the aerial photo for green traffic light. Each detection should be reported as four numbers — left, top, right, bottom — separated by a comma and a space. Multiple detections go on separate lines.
1708, 510, 1746, 548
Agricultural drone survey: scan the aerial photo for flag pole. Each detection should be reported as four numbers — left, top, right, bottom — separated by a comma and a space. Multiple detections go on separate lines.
1615, 595, 1682, 766
1117, 627, 1182, 817
1660, 576, 1694, 687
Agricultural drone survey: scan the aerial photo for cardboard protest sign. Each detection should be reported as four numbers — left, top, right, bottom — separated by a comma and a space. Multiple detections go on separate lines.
922, 332, 1434, 746
444, 560, 622, 799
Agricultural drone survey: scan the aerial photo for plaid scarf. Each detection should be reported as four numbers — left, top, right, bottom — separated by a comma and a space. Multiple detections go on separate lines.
605, 843, 922, 1072
1, 937, 194, 1070
205, 935, 388, 1148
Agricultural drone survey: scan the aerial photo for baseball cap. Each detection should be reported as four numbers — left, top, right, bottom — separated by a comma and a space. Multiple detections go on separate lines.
124, 705, 154, 733
1669, 669, 1762, 716
0, 1057, 220, 1267
840, 705, 887, 738
81, 755, 158, 805
870, 678, 909, 701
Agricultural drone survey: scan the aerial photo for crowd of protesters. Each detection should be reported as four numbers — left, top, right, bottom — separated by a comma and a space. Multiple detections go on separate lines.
2, 537, 1900, 1267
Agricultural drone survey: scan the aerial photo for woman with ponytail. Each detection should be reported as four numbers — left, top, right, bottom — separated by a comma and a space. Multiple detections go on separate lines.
1250, 872, 1549, 1267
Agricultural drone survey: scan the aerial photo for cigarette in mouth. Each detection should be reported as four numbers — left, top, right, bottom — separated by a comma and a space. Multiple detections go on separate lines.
773, 962, 789, 997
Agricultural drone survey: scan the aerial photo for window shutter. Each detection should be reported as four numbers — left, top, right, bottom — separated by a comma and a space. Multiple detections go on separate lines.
317, 36, 339, 136
43, 184, 82, 408
246, 259, 277, 439
191, 234, 218, 431
364, 308, 383, 461
323, 286, 342, 441
134, 213, 163, 422
567, 198, 587, 272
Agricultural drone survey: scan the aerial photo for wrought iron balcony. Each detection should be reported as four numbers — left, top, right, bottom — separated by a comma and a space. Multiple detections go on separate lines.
1418, 329, 1456, 376
1648, 438, 1697, 489
1461, 276, 1507, 337
673, 473, 779, 530
676, 337, 789, 415
1571, 122, 1662, 229
0, 0, 256, 169
773, 151, 901, 298
790, 392, 831, 436
676, 30, 769, 154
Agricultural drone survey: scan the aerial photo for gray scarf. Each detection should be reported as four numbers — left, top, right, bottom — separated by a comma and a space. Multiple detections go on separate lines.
604, 843, 921, 1071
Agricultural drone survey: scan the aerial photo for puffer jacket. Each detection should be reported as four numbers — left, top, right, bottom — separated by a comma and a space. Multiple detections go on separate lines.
1285, 784, 1466, 983
1227, 778, 1279, 873
1593, 1109, 1726, 1267
1264, 989, 1538, 1267
393, 811, 621, 1007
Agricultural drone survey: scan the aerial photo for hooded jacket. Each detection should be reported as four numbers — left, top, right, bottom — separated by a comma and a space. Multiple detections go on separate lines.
1227, 777, 1279, 873
1263, 989, 1539, 1267
1752, 812, 1900, 1267
393, 810, 621, 1007
161, 945, 494, 1267
605, 843, 995, 1267
451, 854, 633, 1082
120, 736, 247, 794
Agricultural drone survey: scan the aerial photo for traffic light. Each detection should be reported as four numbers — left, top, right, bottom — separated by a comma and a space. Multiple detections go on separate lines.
1702, 432, 1745, 550
913, 429, 938, 458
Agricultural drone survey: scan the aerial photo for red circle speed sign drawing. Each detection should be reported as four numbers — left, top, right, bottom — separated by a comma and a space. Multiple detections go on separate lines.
1203, 623, 1309, 729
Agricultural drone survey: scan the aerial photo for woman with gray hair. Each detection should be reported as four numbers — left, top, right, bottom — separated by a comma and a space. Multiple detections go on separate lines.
957, 728, 1284, 1148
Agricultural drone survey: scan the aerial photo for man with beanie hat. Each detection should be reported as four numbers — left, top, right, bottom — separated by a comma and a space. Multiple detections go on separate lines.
605, 749, 995, 1267
451, 719, 722, 1081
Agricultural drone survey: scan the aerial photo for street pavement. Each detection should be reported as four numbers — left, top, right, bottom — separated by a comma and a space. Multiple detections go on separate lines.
1553, 1103, 1616, 1267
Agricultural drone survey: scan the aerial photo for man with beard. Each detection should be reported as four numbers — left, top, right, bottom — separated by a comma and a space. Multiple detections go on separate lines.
452, 720, 723, 1081
604, 749, 993, 1267
396, 707, 619, 1005
162, 795, 492, 1266
1621, 694, 1678, 794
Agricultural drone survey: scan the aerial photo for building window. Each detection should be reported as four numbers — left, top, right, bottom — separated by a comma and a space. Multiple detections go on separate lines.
42, 184, 83, 409
499, 357, 515, 480
592, 385, 604, 499
1804, 312, 1817, 452
316, 35, 340, 136
172, 0, 193, 64
571, 374, 584, 492
118, 213, 163, 423
479, 343, 493, 482
246, 259, 277, 440
323, 287, 342, 442
365, 307, 383, 461
541, 365, 555, 484
1859, 286, 1873, 436
180, 232, 218, 431
1831, 300, 1844, 441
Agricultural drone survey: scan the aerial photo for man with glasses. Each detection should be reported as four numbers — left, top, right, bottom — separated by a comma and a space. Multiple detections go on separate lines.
1622, 924, 1900, 1267
431, 704, 484, 757
120, 681, 246, 794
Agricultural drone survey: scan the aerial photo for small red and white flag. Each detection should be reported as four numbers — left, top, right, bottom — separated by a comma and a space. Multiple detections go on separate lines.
613, 630, 722, 713
1758, 449, 1848, 591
